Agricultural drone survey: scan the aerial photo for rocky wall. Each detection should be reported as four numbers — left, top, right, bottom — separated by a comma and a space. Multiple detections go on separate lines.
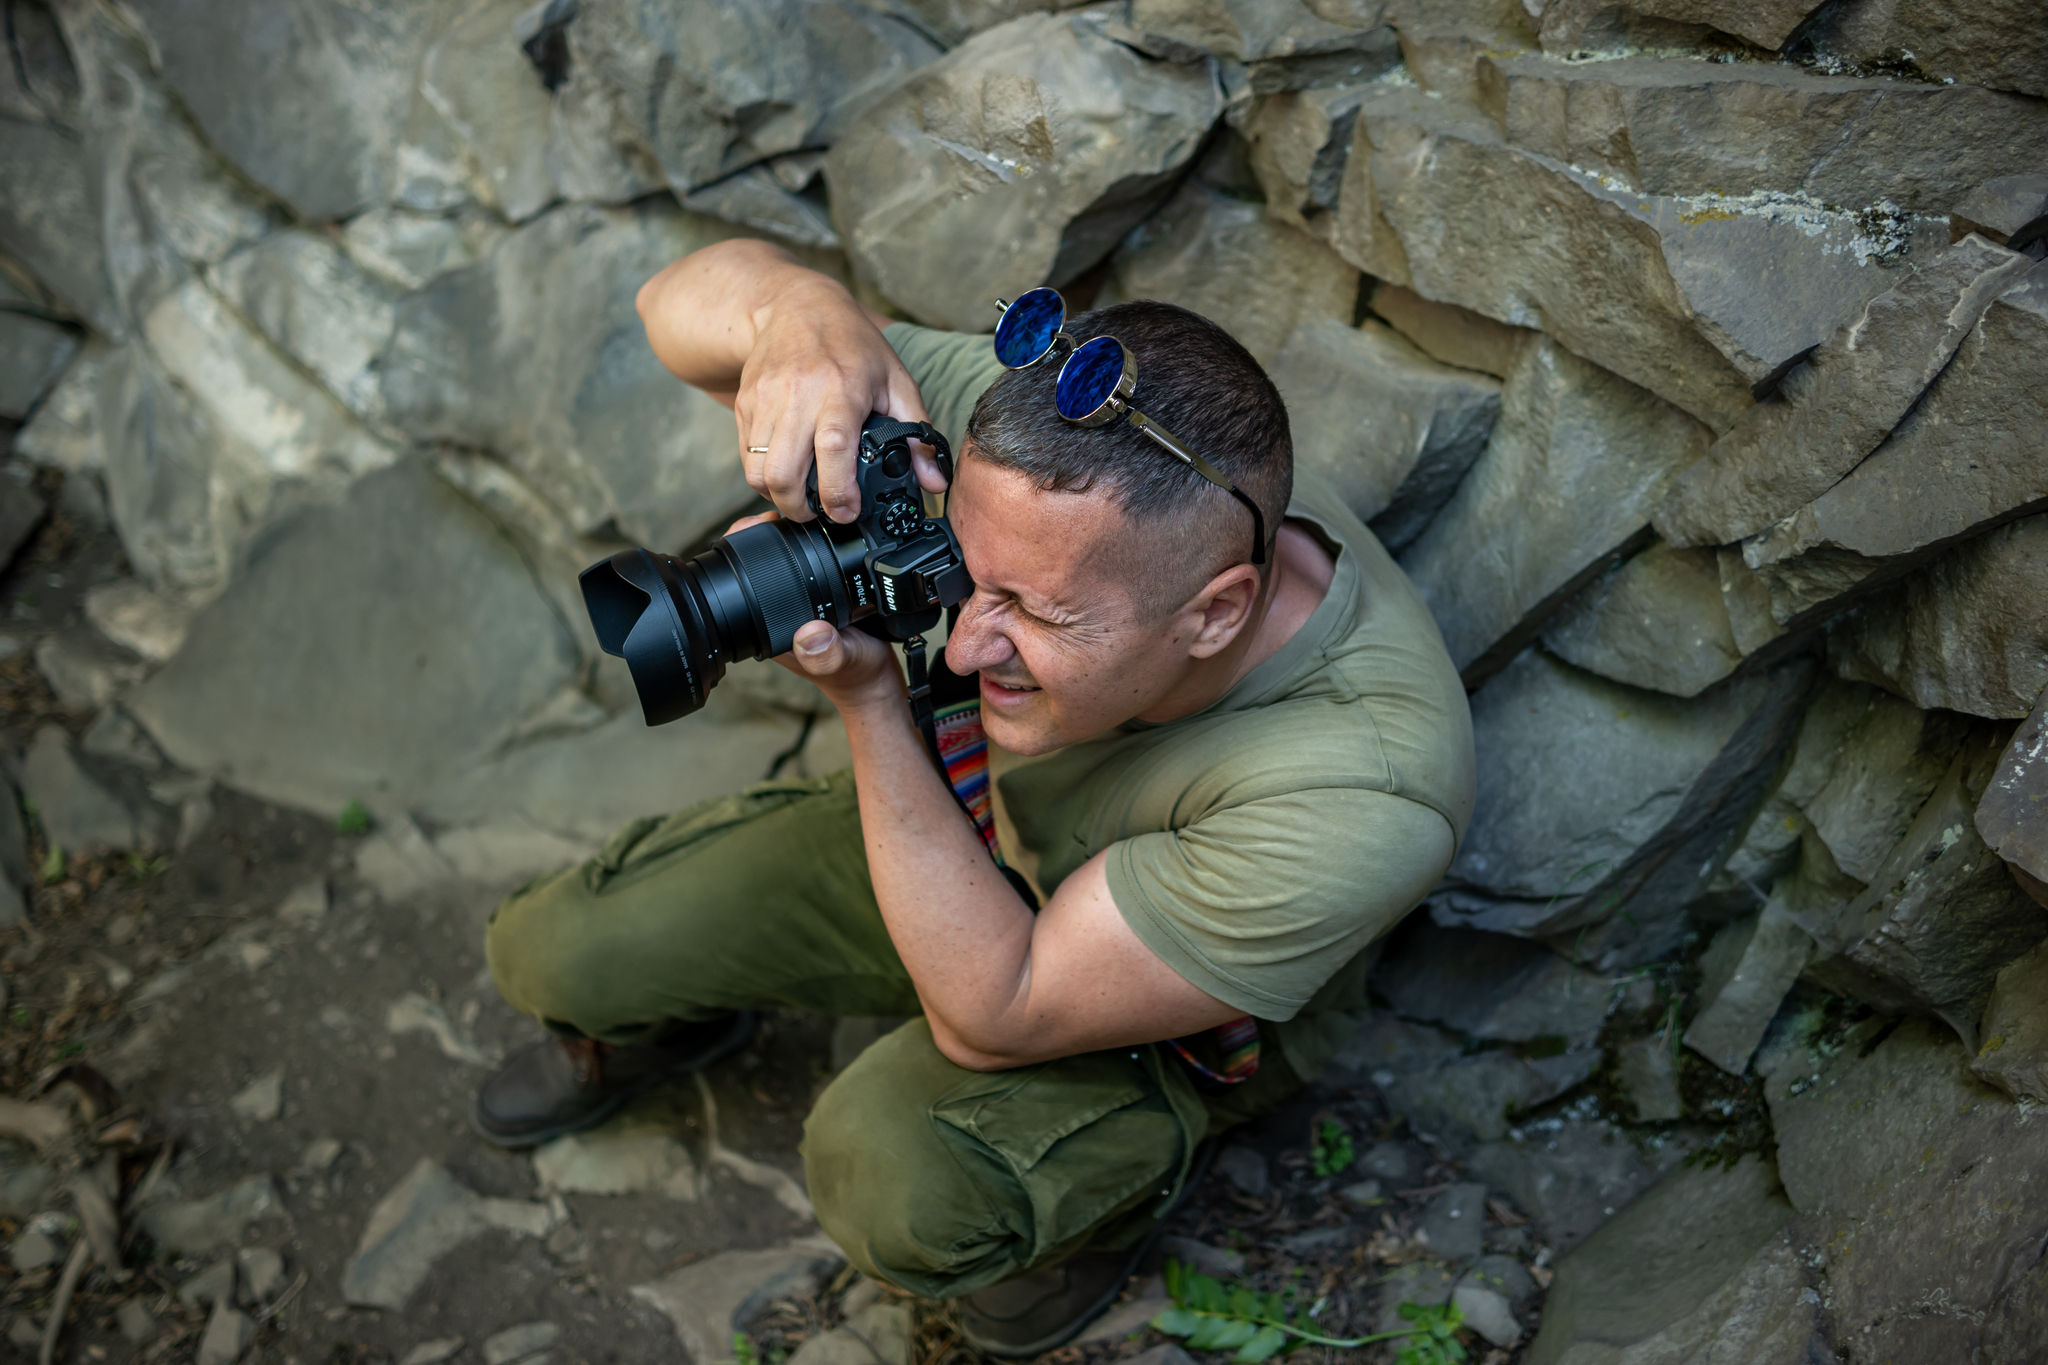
1, 1, 2045, 1360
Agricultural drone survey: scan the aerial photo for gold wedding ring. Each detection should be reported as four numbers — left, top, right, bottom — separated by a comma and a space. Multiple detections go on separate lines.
745, 445, 770, 454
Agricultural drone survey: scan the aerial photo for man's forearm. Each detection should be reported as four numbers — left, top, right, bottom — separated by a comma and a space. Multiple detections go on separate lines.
636, 239, 848, 393
837, 688, 1043, 1068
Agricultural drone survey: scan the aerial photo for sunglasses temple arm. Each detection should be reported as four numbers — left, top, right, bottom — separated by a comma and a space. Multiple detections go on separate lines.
1120, 407, 1268, 567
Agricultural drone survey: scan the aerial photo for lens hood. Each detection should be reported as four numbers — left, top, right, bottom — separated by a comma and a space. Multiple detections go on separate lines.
579, 548, 722, 725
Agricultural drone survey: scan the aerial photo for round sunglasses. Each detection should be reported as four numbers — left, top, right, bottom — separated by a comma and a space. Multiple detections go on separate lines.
992, 288, 1267, 567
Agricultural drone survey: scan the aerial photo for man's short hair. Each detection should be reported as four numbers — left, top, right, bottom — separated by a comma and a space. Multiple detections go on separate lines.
964, 300, 1293, 614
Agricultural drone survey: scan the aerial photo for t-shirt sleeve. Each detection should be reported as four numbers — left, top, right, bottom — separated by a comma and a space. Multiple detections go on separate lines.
882, 322, 1006, 454
1104, 789, 1456, 1020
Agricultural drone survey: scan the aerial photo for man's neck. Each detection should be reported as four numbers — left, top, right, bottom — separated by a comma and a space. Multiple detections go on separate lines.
1138, 518, 1337, 724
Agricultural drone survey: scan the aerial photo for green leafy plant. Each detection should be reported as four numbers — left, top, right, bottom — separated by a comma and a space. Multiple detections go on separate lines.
1152, 1260, 1467, 1363
336, 801, 373, 836
40, 844, 64, 884
733, 1333, 758, 1365
1309, 1119, 1353, 1178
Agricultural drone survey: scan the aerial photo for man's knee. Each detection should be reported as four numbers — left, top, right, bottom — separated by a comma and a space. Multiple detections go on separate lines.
803, 1021, 1022, 1298
484, 862, 615, 1027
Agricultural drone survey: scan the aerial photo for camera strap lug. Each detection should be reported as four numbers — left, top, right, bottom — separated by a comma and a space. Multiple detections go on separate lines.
902, 634, 944, 778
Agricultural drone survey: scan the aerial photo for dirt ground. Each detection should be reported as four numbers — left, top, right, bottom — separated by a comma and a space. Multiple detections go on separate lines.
0, 463, 1543, 1365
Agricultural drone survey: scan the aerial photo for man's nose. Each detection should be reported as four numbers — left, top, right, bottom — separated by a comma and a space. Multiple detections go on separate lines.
942, 595, 1014, 672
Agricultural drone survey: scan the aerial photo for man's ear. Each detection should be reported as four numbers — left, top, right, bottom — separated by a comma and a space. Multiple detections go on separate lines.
1182, 564, 1263, 659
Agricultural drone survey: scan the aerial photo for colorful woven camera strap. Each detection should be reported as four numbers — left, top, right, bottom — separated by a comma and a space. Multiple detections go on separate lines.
931, 693, 1260, 1089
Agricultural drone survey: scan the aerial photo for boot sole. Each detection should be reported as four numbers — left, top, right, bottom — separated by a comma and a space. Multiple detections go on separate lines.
959, 1137, 1221, 1359
469, 1011, 758, 1149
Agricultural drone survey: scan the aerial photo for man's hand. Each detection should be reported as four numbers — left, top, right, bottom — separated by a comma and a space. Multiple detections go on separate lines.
637, 239, 944, 523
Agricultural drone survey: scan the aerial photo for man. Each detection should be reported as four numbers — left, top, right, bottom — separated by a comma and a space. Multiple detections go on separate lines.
475, 238, 1474, 1353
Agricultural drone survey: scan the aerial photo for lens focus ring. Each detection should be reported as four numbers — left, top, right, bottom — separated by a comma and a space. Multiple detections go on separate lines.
721, 522, 829, 658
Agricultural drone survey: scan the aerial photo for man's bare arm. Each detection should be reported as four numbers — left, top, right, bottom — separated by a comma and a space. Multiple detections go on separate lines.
636, 238, 935, 522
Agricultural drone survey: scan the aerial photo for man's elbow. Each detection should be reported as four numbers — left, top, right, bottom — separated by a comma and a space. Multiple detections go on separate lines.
929, 1021, 1028, 1073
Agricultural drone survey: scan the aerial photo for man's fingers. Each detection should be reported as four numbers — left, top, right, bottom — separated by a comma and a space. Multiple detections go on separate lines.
724, 510, 781, 536
762, 403, 819, 521
813, 393, 869, 523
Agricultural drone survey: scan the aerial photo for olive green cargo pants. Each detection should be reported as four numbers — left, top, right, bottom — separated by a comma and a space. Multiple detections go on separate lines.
485, 768, 1302, 1299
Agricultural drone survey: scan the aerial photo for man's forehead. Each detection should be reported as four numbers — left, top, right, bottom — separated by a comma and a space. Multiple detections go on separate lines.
949, 448, 1129, 609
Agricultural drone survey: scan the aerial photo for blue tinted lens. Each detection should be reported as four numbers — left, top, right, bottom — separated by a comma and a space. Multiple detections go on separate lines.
1055, 337, 1125, 421
993, 288, 1066, 369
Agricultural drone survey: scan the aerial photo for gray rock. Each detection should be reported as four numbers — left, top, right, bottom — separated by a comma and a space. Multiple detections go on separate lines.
1372, 1261, 1456, 1336
83, 583, 196, 667
1613, 1035, 1683, 1123
1380, 0, 1537, 105
1803, 732, 2048, 1050
1216, 1144, 1269, 1198
1372, 919, 1613, 1044
114, 1298, 157, 1345
127, 461, 580, 818
124, 0, 469, 220
1478, 52, 2048, 215
573, 0, 939, 200
228, 1072, 283, 1124
178, 1258, 238, 1308
1767, 1015, 2048, 1359
825, 8, 1222, 330
35, 631, 145, 713
399, 1342, 464, 1365
1796, 686, 1966, 886
1451, 1282, 1520, 1348
887, 1, 1099, 46
235, 1247, 286, 1305
1970, 941, 2048, 1103
20, 724, 163, 856
9, 1225, 60, 1272
631, 1237, 845, 1362
1367, 282, 1534, 380
1829, 511, 2048, 722
1655, 236, 2033, 551
1381, 1049, 1599, 1152
1339, 1179, 1381, 1206
1161, 1235, 1245, 1280
1463, 1253, 1537, 1304
13, 340, 111, 476
379, 200, 763, 550
0, 477, 46, 579
1441, 650, 1813, 970
102, 279, 399, 603
533, 1119, 699, 1199
1400, 336, 1710, 684
1269, 319, 1499, 553
1952, 174, 2048, 250
1335, 83, 1943, 433
1796, 0, 2048, 100
136, 1176, 281, 1257
1681, 905, 1812, 1075
786, 1303, 913, 1365
1735, 259, 2048, 633
342, 208, 511, 292
207, 232, 403, 424
1092, 180, 1357, 367
1540, 541, 1740, 699
683, 164, 841, 251
0, 777, 23, 926
1129, 0, 1394, 62
1417, 1182, 1488, 1261
1356, 1140, 1421, 1185
1466, 1119, 1702, 1256
483, 1323, 559, 1365
342, 1159, 558, 1310
1275, 1225, 1349, 1254
1328, 1009, 1468, 1087
195, 1301, 255, 1365
1522, 1155, 1810, 1365
1977, 685, 2048, 905
1243, 83, 1376, 237
0, 309, 79, 421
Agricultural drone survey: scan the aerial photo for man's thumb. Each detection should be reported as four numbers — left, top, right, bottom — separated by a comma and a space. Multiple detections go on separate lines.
792, 620, 841, 672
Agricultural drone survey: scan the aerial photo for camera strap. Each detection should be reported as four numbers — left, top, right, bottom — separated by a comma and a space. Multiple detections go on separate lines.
903, 634, 943, 773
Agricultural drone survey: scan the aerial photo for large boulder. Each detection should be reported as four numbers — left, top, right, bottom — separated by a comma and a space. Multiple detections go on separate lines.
1796, 0, 2048, 100
378, 201, 778, 553
1523, 1157, 1815, 1365
1729, 258, 2048, 632
1442, 649, 1813, 968
1464, 1118, 1703, 1256
1977, 685, 2048, 905
1477, 52, 2048, 215
0, 303, 79, 421
124, 0, 471, 221
825, 7, 1222, 329
1332, 83, 1951, 432
1371, 917, 1613, 1044
1970, 942, 2048, 1103
1539, 541, 1740, 699
1243, 84, 1377, 238
1765, 1015, 2048, 1360
206, 232, 405, 426
1398, 336, 1710, 684
1267, 318, 1499, 553
1801, 730, 2048, 1049
1654, 237, 2034, 551
573, 0, 940, 201
1828, 512, 2048, 722
126, 461, 582, 818
1128, 0, 1394, 62
887, 1, 1099, 47
1679, 905, 1812, 1076
1367, 282, 1533, 380
1093, 180, 1358, 366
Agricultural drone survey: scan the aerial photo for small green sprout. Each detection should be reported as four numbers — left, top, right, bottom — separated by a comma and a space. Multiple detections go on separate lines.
40, 844, 65, 884
1310, 1119, 1353, 1178
336, 801, 373, 836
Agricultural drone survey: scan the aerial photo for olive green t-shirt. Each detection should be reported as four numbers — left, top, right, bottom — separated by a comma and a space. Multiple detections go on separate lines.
884, 322, 1476, 1073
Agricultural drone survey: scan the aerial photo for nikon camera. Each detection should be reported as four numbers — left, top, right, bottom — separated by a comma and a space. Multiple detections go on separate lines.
579, 414, 973, 725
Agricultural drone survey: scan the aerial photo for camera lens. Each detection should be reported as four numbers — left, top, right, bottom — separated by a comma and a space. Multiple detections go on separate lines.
579, 518, 871, 725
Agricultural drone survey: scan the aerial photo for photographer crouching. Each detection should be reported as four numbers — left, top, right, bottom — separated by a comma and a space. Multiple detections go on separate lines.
471, 239, 1475, 1354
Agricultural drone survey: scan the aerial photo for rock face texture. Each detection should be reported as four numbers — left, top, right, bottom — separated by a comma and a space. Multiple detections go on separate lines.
4, 2, 2047, 1353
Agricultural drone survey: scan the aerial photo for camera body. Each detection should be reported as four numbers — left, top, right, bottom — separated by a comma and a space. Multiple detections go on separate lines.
580, 414, 973, 726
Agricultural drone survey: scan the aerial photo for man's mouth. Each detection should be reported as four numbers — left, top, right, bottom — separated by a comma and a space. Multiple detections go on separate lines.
979, 674, 1041, 706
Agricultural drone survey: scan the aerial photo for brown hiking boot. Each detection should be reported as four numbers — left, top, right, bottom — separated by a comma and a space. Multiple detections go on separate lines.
470, 1013, 755, 1148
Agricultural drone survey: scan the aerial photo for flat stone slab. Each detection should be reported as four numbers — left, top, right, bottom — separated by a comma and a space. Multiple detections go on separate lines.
341, 1160, 558, 1311
632, 1237, 845, 1362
